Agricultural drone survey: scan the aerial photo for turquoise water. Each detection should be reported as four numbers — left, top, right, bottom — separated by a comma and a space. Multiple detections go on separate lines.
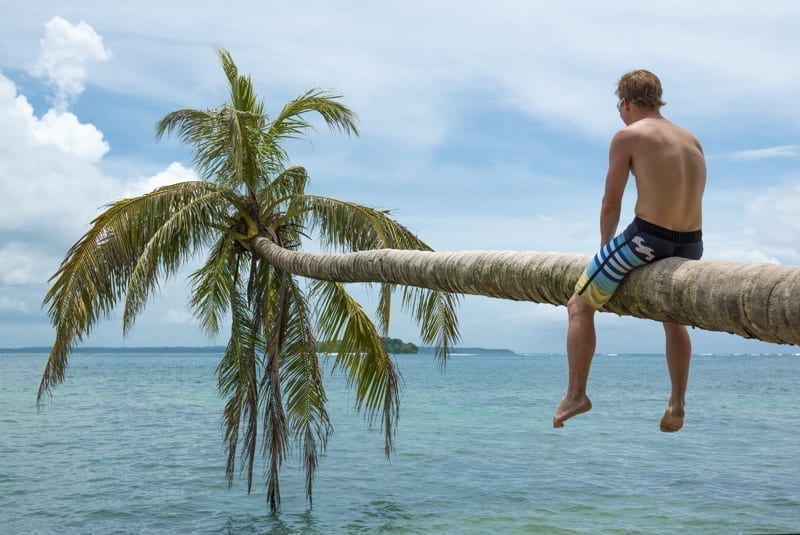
1, 350, 799, 534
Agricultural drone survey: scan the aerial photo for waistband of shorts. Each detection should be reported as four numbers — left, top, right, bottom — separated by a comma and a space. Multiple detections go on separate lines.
633, 217, 702, 243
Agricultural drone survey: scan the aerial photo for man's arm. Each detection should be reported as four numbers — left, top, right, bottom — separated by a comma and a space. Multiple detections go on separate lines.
599, 130, 633, 245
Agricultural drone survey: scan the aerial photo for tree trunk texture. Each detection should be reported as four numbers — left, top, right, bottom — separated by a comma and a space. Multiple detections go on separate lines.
251, 236, 800, 346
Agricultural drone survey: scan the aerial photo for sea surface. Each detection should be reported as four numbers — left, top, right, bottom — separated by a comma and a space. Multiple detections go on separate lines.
1, 349, 798, 534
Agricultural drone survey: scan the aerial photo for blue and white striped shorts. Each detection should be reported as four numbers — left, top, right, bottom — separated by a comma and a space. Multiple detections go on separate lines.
575, 217, 703, 309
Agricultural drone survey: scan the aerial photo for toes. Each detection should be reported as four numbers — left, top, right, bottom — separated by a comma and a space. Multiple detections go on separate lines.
660, 419, 682, 433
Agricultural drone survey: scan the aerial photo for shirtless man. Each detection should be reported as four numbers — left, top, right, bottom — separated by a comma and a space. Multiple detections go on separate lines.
553, 70, 706, 432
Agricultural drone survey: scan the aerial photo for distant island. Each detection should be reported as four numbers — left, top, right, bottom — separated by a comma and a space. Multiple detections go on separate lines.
417, 346, 515, 355
2, 340, 515, 355
316, 337, 418, 354
0, 346, 225, 354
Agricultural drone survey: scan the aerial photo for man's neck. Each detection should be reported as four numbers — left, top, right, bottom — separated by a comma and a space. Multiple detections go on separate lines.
630, 107, 664, 122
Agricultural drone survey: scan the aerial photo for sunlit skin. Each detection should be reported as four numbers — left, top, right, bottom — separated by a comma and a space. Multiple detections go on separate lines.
553, 90, 706, 432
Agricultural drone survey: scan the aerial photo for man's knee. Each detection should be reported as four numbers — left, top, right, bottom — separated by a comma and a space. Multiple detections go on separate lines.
663, 322, 688, 336
568, 294, 595, 320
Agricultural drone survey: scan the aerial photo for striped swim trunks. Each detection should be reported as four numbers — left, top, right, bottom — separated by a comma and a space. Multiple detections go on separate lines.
575, 217, 703, 309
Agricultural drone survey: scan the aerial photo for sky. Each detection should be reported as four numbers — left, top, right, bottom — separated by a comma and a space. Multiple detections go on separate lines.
0, 1, 798, 354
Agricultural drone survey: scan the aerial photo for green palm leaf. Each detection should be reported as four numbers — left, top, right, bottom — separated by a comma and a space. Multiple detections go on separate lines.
268, 88, 358, 145
187, 236, 239, 338
302, 195, 433, 252
121, 182, 235, 333
311, 279, 401, 456
402, 286, 462, 364
156, 51, 267, 194
258, 166, 309, 216
217, 274, 263, 492
260, 89, 357, 178
377, 283, 394, 336
217, 48, 263, 118
39, 181, 229, 405
280, 276, 332, 506
261, 267, 290, 511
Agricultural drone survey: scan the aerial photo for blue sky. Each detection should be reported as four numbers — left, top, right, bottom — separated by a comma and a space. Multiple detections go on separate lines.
1, 1, 798, 354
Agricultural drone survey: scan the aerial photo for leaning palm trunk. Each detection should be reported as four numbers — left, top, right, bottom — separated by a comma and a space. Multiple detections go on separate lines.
251, 236, 800, 347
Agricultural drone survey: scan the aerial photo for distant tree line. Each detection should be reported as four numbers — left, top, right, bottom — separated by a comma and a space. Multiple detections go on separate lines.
317, 337, 418, 354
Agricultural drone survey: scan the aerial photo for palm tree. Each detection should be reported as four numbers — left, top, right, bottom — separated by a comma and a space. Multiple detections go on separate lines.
248, 239, 800, 346
39, 48, 800, 516
38, 48, 460, 512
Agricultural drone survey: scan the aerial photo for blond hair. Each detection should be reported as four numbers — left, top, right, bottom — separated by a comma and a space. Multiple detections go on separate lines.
616, 70, 666, 108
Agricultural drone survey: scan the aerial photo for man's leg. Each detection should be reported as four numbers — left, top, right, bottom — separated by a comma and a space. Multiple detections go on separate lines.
553, 294, 596, 427
660, 322, 691, 432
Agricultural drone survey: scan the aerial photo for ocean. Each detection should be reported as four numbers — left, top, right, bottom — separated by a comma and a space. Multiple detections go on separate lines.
1, 349, 798, 534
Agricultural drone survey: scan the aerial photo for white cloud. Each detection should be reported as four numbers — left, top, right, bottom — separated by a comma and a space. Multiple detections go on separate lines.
0, 243, 57, 286
742, 179, 800, 263
708, 177, 800, 264
0, 74, 108, 162
124, 162, 199, 197
726, 145, 799, 161
0, 72, 115, 238
1, 2, 796, 156
404, 213, 596, 254
0, 296, 30, 313
0, 66, 192, 239
0, 67, 203, 324
1, 1, 793, 152
30, 16, 112, 109
0, 18, 206, 347
709, 244, 783, 265
31, 109, 109, 162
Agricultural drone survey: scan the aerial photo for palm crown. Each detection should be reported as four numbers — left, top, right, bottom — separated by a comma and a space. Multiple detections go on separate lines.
39, 48, 460, 512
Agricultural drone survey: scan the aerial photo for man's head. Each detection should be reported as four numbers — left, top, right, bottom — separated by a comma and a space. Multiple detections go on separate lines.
615, 70, 666, 109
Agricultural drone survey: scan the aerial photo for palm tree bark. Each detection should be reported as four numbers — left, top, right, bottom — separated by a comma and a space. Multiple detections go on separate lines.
251, 236, 800, 347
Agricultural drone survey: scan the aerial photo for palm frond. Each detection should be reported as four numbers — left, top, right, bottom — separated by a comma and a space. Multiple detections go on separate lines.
38, 181, 228, 405
258, 166, 309, 216
280, 276, 331, 506
261, 89, 358, 176
217, 47, 239, 91
311, 279, 400, 457
188, 235, 238, 337
157, 106, 266, 194
121, 182, 235, 333
301, 195, 433, 253
251, 167, 311, 244
268, 88, 358, 142
402, 286, 462, 365
377, 283, 394, 336
261, 267, 291, 512
156, 50, 267, 193
216, 47, 264, 117
217, 277, 264, 492
155, 109, 232, 183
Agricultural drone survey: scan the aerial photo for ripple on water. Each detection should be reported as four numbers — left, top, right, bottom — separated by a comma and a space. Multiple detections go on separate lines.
2, 352, 800, 533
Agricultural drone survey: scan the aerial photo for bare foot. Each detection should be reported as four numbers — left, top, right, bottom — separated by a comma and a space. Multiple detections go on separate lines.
553, 395, 592, 428
659, 403, 685, 432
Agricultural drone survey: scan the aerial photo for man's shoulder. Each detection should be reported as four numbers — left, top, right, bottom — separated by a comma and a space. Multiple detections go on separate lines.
621, 118, 698, 144
610, 124, 642, 148
624, 117, 663, 132
615, 119, 659, 138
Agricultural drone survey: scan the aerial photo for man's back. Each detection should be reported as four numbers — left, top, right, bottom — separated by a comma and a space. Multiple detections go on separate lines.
626, 118, 706, 231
